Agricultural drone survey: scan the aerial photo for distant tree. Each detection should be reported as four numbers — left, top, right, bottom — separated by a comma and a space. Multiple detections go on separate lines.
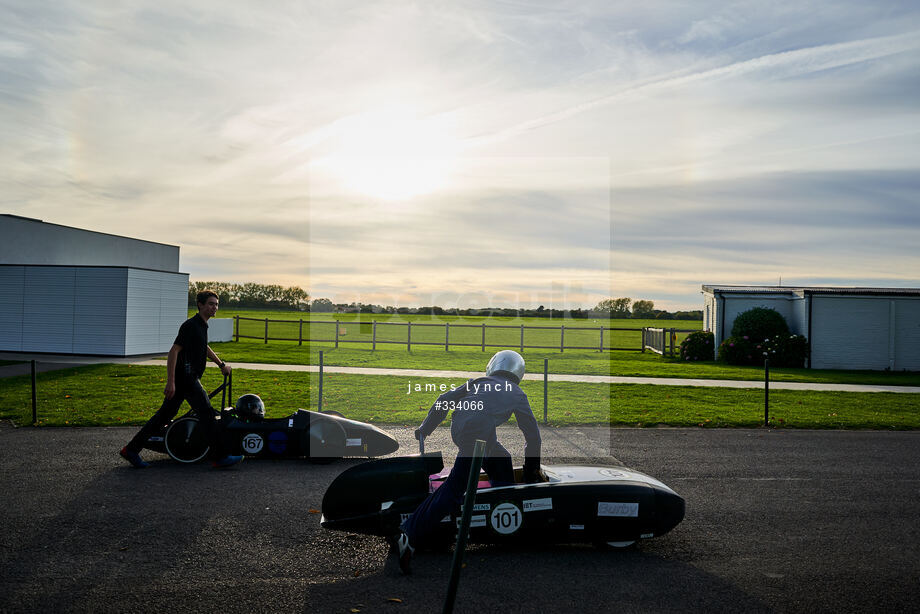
311, 298, 334, 312
632, 300, 655, 318
594, 298, 632, 318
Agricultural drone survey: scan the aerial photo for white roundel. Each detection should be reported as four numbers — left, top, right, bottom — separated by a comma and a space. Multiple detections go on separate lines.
490, 502, 522, 535
242, 433, 264, 454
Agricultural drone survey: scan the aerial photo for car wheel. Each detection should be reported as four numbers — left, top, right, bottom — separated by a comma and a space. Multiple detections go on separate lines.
165, 416, 209, 463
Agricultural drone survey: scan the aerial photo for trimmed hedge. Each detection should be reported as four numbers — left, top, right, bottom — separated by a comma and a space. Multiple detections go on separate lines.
730, 307, 789, 342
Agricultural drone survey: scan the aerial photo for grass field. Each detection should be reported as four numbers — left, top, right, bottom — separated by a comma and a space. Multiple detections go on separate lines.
194, 309, 920, 387
1, 363, 918, 430
212, 309, 700, 353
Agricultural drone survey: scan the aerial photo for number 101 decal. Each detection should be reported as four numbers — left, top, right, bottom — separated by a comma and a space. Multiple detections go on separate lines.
490, 502, 523, 535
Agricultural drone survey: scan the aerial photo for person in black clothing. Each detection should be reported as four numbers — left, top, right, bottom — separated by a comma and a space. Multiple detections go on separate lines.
119, 290, 243, 469
392, 349, 542, 574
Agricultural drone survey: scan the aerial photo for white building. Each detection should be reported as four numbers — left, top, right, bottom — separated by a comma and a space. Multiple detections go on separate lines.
0, 214, 188, 356
702, 285, 920, 371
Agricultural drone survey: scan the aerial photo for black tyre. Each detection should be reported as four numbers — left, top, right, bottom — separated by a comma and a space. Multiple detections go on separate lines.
165, 416, 209, 463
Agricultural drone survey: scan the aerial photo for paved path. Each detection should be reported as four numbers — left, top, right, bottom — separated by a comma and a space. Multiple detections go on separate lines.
2, 352, 919, 393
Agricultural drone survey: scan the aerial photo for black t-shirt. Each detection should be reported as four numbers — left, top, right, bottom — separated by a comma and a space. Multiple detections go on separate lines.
174, 314, 209, 379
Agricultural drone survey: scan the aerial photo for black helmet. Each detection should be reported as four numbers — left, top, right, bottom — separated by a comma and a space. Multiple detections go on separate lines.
235, 394, 265, 420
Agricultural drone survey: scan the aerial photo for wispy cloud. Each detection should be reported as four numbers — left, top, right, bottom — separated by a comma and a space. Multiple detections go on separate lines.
1, 1, 918, 309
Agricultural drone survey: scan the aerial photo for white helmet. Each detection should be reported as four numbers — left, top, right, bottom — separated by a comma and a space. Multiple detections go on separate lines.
486, 350, 525, 384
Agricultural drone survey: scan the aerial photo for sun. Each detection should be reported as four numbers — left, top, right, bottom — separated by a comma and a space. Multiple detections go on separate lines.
314, 105, 460, 201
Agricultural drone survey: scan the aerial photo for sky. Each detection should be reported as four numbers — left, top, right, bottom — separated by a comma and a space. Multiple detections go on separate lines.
2, 1, 919, 311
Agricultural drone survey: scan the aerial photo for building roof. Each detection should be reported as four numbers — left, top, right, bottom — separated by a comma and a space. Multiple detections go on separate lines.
702, 284, 920, 297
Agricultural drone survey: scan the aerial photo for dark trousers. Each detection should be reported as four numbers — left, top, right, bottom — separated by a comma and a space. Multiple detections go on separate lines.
126, 378, 224, 460
401, 439, 514, 548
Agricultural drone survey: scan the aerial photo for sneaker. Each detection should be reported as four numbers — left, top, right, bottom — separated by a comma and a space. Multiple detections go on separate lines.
119, 446, 149, 469
211, 454, 244, 469
393, 532, 414, 575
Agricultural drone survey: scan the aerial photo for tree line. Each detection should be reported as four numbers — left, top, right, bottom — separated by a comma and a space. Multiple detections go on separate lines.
189, 282, 701, 320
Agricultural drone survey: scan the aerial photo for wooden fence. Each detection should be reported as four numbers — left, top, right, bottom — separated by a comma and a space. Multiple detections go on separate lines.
232, 316, 696, 353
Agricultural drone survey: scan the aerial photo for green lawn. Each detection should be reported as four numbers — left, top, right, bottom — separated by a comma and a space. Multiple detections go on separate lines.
211, 309, 700, 353
203, 340, 920, 386
1, 364, 917, 430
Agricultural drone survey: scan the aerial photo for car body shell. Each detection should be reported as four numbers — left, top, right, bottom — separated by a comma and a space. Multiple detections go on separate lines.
321, 452, 685, 546
142, 408, 399, 462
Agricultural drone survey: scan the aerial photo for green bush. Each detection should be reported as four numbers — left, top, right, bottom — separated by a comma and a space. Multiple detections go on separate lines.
731, 307, 790, 343
680, 331, 715, 361
718, 336, 759, 365
719, 333, 810, 367
764, 334, 810, 367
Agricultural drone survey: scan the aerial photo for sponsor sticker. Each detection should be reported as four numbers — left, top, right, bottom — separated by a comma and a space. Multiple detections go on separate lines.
242, 433, 264, 454
456, 515, 487, 528
641, 533, 654, 539
598, 502, 639, 517
523, 498, 553, 513
380, 501, 394, 510
490, 502, 523, 534
148, 436, 164, 442
268, 431, 288, 454
570, 524, 585, 530
345, 438, 363, 447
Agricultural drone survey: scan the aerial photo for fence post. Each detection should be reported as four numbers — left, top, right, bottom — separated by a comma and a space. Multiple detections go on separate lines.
599, 326, 604, 352
764, 355, 770, 426
407, 321, 412, 352
335, 320, 340, 349
670, 328, 676, 357
520, 324, 524, 353
264, 318, 269, 344
372, 321, 377, 351
560, 324, 565, 353
298, 319, 303, 346
641, 328, 646, 352
481, 323, 485, 351
445, 322, 450, 351
543, 358, 548, 424
234, 315, 239, 342
318, 351, 324, 412
31, 360, 37, 425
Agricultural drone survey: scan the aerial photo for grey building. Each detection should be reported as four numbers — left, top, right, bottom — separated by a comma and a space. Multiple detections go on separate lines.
702, 285, 920, 371
0, 214, 188, 356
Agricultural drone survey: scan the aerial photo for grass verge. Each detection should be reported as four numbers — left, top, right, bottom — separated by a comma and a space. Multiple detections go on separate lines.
1, 364, 917, 429
206, 341, 920, 386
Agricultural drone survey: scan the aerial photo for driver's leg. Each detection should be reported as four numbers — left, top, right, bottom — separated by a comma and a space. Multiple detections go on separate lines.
483, 440, 514, 486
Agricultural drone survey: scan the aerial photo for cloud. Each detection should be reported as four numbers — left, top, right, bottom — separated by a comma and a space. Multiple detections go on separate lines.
2, 2, 919, 309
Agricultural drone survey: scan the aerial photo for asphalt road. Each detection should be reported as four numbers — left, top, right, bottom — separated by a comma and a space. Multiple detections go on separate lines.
0, 423, 917, 613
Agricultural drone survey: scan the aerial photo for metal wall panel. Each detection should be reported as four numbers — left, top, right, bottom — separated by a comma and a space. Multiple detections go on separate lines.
811, 297, 889, 370
73, 268, 128, 354
893, 299, 920, 371
0, 266, 25, 351
21, 267, 76, 353
125, 269, 188, 354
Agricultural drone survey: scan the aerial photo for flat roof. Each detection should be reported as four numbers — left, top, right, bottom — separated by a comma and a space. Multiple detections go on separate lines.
0, 214, 178, 249
702, 284, 920, 297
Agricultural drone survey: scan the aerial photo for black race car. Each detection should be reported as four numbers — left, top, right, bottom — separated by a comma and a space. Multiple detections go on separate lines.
141, 375, 399, 463
321, 443, 685, 549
